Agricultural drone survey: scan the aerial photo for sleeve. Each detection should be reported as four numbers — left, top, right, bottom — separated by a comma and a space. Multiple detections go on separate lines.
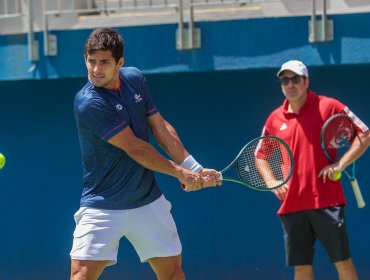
343, 106, 369, 135
257, 108, 285, 159
120, 67, 158, 117
323, 96, 369, 135
143, 77, 158, 117
255, 117, 270, 159
77, 96, 130, 141
261, 113, 274, 137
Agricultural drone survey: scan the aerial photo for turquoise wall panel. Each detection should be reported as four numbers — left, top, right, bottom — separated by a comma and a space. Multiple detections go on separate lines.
1, 13, 370, 81
0, 64, 369, 279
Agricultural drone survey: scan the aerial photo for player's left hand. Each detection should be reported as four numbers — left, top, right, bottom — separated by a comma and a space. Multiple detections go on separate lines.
318, 163, 342, 183
200, 169, 222, 187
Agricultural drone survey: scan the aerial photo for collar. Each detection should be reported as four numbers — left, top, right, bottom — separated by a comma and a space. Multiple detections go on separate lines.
283, 90, 316, 117
110, 79, 121, 92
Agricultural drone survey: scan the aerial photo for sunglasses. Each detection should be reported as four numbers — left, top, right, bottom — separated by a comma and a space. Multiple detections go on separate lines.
279, 75, 304, 86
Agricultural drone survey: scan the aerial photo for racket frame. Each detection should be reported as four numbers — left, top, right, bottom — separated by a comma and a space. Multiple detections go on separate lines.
320, 113, 365, 208
220, 136, 294, 191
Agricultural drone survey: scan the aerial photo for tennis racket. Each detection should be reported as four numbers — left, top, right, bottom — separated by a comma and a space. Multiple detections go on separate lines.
219, 136, 294, 191
320, 113, 365, 208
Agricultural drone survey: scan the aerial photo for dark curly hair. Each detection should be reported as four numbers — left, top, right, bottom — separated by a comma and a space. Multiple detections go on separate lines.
84, 28, 124, 63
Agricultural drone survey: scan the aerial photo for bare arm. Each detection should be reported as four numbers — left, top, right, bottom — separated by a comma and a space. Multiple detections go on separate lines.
256, 157, 289, 201
147, 112, 189, 164
108, 125, 202, 188
148, 113, 221, 187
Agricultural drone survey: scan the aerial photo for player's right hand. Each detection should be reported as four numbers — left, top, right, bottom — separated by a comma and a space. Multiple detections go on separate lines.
179, 170, 203, 191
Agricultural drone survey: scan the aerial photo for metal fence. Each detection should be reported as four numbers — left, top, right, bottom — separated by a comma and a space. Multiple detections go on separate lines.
0, 0, 22, 19
43, 0, 180, 14
0, 0, 347, 60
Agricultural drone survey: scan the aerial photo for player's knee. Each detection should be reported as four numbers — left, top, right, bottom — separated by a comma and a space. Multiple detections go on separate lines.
294, 265, 314, 280
70, 269, 83, 280
335, 258, 356, 270
70, 267, 88, 280
156, 264, 184, 280
170, 266, 185, 280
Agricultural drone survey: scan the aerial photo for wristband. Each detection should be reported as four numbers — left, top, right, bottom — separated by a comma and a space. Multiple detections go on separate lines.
180, 155, 203, 173
180, 155, 203, 190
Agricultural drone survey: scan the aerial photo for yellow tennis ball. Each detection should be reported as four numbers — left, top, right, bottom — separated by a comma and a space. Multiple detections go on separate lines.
0, 153, 5, 169
334, 172, 342, 181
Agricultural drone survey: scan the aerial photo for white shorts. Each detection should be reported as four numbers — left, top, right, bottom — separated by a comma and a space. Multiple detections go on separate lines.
70, 195, 182, 265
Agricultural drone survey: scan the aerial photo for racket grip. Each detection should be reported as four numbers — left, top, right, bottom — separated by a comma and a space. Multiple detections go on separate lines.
350, 179, 366, 208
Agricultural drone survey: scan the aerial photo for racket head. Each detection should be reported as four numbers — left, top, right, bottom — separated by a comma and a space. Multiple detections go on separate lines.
222, 136, 294, 191
320, 114, 356, 163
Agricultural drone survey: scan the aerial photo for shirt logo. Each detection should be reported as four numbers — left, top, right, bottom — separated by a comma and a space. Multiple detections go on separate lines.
134, 94, 143, 103
280, 123, 288, 131
116, 104, 123, 111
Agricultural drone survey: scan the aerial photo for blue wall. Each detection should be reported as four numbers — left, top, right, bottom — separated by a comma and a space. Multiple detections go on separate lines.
1, 13, 370, 81
1, 10, 370, 279
0, 64, 369, 279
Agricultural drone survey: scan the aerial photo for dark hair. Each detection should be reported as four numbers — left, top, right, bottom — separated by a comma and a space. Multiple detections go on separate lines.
84, 28, 124, 63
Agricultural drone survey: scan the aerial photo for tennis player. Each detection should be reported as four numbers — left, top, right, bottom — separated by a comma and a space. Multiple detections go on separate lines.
70, 27, 221, 280
261, 60, 370, 280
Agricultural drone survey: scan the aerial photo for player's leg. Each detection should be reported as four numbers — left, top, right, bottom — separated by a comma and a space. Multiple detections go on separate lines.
126, 195, 184, 280
70, 259, 110, 280
294, 265, 314, 280
70, 207, 126, 280
148, 255, 185, 280
335, 258, 358, 280
280, 211, 316, 280
310, 206, 358, 280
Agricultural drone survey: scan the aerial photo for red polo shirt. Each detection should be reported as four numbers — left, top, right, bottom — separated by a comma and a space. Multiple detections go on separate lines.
262, 90, 366, 214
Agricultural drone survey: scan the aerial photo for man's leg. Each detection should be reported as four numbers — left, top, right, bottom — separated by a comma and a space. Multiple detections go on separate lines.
70, 259, 110, 280
312, 207, 357, 280
148, 254, 185, 280
335, 258, 358, 280
280, 212, 316, 280
294, 265, 314, 280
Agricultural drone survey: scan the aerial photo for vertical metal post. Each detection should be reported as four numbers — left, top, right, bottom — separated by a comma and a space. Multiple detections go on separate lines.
322, 0, 327, 41
177, 0, 184, 49
103, 0, 108, 13
4, 0, 8, 14
309, 0, 333, 43
43, 0, 49, 55
189, 0, 194, 49
15, 0, 19, 14
27, 0, 39, 61
311, 0, 316, 42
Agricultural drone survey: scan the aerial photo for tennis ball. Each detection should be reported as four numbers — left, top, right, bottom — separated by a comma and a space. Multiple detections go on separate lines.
0, 153, 5, 169
334, 172, 342, 181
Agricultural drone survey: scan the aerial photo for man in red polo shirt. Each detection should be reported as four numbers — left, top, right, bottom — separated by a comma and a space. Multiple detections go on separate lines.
261, 60, 370, 280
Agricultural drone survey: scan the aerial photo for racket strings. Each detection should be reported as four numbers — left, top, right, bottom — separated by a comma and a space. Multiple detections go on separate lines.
323, 115, 355, 161
236, 139, 292, 190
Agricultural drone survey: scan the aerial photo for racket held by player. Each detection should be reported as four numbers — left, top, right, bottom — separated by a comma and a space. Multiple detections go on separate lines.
320, 113, 365, 208
219, 136, 294, 191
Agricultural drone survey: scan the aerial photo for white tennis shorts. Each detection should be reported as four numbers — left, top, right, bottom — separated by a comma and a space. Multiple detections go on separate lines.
70, 195, 182, 265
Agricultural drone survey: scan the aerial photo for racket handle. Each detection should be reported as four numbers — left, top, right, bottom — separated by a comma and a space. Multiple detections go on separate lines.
350, 179, 366, 208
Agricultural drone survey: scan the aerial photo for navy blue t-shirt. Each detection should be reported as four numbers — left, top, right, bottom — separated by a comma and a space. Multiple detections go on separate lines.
74, 67, 162, 209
